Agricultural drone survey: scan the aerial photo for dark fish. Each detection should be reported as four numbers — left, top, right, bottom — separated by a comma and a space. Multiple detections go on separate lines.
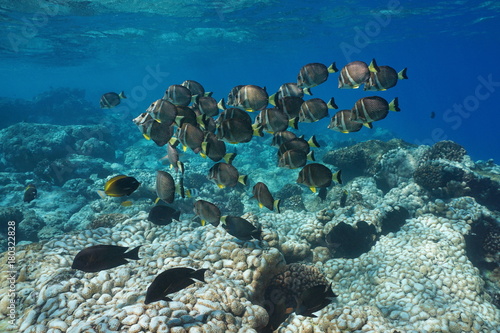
221, 216, 262, 241
351, 96, 400, 124
164, 84, 192, 106
297, 63, 338, 91
217, 118, 262, 144
72, 245, 140, 272
275, 96, 304, 119
255, 108, 298, 133
226, 85, 245, 106
339, 189, 348, 207
297, 163, 342, 193
208, 162, 247, 188
156, 170, 177, 204
201, 131, 236, 163
181, 80, 210, 97
23, 183, 37, 203
104, 175, 140, 197
216, 107, 252, 125
364, 66, 408, 91
430, 111, 436, 119
338, 60, 379, 89
196, 113, 217, 133
100, 91, 126, 109
270, 83, 305, 103
148, 204, 181, 225
327, 109, 366, 133
278, 136, 319, 158
294, 284, 337, 317
161, 142, 184, 174
193, 95, 219, 117
232, 85, 269, 112
145, 267, 207, 304
146, 99, 177, 126
193, 200, 221, 226
278, 149, 314, 169
133, 112, 175, 146
253, 182, 280, 213
298, 98, 337, 123
177, 123, 204, 153
175, 105, 198, 127
271, 130, 298, 147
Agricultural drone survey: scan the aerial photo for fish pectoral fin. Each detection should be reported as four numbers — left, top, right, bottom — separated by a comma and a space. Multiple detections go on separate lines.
201, 220, 206, 226
258, 202, 264, 209
363, 123, 373, 129
154, 197, 161, 204
142, 133, 151, 140
309, 187, 317, 193
217, 184, 225, 189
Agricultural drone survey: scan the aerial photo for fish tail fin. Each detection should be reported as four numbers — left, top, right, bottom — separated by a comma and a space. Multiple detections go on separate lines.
333, 170, 342, 184
398, 68, 408, 80
368, 59, 380, 73
125, 246, 141, 260
307, 151, 315, 161
327, 97, 338, 109
303, 88, 312, 95
119, 91, 127, 99
196, 114, 206, 128
268, 93, 277, 106
253, 125, 264, 137
169, 137, 180, 147
308, 135, 320, 148
217, 98, 226, 110
328, 62, 338, 73
274, 199, 281, 213
389, 97, 400, 112
238, 175, 248, 186
224, 153, 237, 164
289, 117, 299, 130
191, 268, 208, 282
175, 115, 185, 126
177, 161, 185, 174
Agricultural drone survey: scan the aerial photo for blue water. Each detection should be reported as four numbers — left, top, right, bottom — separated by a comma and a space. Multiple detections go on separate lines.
1, 0, 499, 162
